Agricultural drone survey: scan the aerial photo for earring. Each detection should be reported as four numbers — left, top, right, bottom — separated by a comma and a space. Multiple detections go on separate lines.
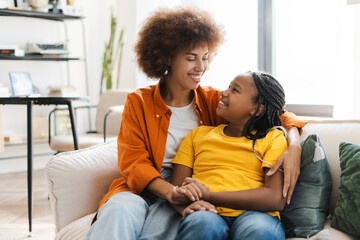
164, 69, 168, 75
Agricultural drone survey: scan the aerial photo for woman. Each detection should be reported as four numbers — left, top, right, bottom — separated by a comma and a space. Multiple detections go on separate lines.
85, 7, 306, 240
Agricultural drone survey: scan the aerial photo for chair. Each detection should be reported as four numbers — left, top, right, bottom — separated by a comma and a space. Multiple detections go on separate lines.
48, 89, 131, 152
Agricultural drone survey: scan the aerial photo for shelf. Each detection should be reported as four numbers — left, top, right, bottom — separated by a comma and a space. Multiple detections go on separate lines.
0, 55, 80, 61
0, 9, 83, 21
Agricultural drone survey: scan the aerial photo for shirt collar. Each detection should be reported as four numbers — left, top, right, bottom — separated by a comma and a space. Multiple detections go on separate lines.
153, 82, 203, 118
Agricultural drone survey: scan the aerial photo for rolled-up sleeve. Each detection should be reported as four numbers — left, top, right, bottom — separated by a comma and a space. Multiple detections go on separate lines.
280, 110, 307, 134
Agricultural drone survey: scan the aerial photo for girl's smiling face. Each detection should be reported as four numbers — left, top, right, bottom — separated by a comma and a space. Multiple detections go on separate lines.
216, 73, 260, 124
167, 44, 209, 91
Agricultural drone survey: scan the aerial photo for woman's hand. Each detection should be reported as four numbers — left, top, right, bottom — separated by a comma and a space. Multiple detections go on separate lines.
181, 177, 211, 201
182, 200, 217, 218
267, 144, 301, 204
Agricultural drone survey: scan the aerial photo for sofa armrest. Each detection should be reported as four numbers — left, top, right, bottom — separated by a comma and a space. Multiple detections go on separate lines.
45, 140, 121, 233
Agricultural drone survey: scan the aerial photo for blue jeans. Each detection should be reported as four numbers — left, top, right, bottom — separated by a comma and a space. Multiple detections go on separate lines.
84, 168, 180, 240
177, 211, 285, 240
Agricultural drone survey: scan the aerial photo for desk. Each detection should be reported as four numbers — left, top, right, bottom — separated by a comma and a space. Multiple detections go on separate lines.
0, 96, 90, 235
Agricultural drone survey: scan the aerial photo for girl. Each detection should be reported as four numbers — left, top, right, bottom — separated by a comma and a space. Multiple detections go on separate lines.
171, 71, 288, 240
85, 7, 305, 240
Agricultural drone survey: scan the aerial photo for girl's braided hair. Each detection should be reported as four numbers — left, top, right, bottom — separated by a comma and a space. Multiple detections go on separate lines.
243, 71, 286, 147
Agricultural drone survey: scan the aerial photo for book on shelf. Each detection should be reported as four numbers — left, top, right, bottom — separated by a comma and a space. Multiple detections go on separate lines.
0, 45, 25, 57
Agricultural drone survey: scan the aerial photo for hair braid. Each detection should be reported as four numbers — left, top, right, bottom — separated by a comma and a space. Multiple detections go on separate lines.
243, 71, 286, 143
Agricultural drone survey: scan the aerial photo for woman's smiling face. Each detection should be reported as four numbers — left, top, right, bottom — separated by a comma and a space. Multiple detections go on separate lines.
167, 44, 209, 91
216, 73, 260, 124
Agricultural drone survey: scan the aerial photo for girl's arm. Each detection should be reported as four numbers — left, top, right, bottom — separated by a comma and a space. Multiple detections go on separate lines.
185, 168, 286, 212
267, 126, 302, 204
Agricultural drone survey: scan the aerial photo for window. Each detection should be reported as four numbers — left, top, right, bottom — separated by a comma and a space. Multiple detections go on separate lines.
274, 0, 359, 118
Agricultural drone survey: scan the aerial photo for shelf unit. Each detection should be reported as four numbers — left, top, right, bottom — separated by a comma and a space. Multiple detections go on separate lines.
0, 55, 80, 61
0, 8, 89, 92
0, 10, 91, 234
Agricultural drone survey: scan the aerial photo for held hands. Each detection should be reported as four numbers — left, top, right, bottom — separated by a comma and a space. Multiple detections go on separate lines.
169, 186, 191, 205
169, 177, 208, 205
175, 177, 210, 202
267, 144, 302, 204
170, 178, 216, 218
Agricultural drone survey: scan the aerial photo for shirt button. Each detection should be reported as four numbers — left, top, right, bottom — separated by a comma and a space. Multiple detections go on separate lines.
156, 114, 159, 118
200, 120, 203, 124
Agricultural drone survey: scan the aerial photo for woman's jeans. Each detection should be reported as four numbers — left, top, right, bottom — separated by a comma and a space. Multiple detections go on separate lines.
84, 168, 180, 240
177, 210, 285, 240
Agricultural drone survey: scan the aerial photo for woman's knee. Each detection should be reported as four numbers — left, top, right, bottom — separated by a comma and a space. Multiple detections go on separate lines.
98, 192, 148, 223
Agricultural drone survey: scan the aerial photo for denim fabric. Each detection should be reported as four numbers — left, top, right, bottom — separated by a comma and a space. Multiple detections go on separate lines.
84, 168, 181, 240
177, 211, 285, 240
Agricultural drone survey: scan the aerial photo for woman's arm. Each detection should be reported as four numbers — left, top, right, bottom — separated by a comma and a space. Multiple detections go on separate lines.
118, 95, 187, 205
267, 126, 302, 204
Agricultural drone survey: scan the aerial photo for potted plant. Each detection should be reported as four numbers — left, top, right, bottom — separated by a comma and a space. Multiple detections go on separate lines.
100, 11, 125, 95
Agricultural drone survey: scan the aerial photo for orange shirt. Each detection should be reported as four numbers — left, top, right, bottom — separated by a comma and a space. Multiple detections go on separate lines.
97, 82, 307, 211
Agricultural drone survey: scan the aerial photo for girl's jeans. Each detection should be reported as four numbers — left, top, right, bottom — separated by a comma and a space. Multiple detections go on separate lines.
177, 210, 285, 240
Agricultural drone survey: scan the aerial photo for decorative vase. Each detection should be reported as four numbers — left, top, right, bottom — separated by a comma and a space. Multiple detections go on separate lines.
28, 0, 48, 12
67, 0, 75, 6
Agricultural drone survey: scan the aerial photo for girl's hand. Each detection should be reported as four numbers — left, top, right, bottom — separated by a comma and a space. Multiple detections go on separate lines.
267, 144, 301, 204
169, 186, 191, 205
181, 177, 210, 201
182, 200, 217, 218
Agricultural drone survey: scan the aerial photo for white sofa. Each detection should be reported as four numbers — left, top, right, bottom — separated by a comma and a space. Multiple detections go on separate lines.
45, 120, 360, 240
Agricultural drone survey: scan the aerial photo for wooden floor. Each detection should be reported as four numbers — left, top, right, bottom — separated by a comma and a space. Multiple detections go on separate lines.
0, 169, 55, 240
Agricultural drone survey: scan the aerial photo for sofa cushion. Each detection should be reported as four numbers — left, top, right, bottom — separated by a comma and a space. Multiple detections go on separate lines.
280, 134, 332, 238
55, 213, 94, 240
331, 142, 360, 237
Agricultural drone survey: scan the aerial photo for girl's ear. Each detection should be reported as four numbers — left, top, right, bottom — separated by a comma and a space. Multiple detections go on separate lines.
255, 104, 264, 116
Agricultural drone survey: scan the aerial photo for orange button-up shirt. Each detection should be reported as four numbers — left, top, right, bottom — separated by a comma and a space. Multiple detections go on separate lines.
97, 83, 306, 211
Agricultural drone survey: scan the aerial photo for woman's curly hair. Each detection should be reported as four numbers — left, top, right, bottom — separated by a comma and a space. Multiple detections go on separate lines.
135, 7, 224, 79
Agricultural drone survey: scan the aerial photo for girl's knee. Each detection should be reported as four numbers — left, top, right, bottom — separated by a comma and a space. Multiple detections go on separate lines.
232, 212, 285, 240
178, 211, 228, 240
183, 211, 220, 227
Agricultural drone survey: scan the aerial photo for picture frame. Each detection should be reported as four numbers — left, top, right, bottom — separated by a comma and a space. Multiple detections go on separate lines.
0, 0, 15, 8
8, 72, 34, 96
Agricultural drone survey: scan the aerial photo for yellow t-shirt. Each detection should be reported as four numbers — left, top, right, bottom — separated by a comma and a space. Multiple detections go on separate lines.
171, 124, 287, 218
